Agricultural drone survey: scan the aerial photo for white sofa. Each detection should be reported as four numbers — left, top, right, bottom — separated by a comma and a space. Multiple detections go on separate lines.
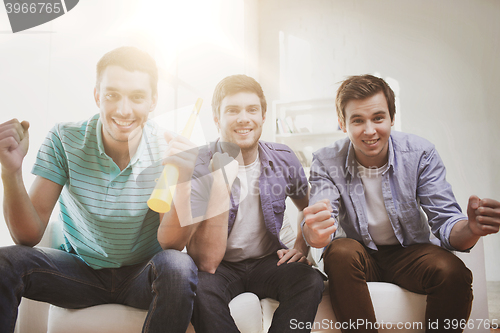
40, 281, 426, 333
14, 211, 489, 333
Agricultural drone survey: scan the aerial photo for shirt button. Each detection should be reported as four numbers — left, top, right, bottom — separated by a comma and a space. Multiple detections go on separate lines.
110, 182, 115, 187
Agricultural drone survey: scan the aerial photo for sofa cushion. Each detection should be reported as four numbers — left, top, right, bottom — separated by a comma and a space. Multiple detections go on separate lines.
261, 282, 426, 333
47, 304, 147, 333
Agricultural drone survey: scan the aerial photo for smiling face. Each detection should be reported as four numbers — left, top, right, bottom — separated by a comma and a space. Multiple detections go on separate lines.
215, 91, 265, 164
94, 65, 157, 153
340, 91, 394, 168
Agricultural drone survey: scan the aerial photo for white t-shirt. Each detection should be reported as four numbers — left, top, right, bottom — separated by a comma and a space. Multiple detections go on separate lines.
357, 162, 399, 245
224, 154, 278, 262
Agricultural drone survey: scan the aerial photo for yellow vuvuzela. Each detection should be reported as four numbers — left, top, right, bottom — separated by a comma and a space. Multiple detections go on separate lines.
147, 98, 203, 213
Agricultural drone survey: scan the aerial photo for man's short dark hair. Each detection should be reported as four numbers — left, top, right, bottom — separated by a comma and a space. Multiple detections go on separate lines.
96, 46, 158, 96
212, 75, 267, 118
336, 74, 396, 126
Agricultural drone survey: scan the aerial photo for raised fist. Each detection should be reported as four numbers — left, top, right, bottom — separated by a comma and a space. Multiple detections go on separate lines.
0, 119, 30, 174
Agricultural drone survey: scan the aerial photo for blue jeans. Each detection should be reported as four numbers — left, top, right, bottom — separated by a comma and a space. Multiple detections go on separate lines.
191, 254, 324, 333
0, 245, 198, 333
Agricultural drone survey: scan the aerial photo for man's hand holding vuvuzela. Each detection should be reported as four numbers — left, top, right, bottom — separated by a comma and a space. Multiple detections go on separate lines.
0, 119, 30, 175
163, 131, 199, 184
303, 198, 336, 248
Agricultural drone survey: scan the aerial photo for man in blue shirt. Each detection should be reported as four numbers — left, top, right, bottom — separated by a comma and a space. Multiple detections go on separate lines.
302, 74, 500, 332
0, 46, 198, 333
188, 75, 324, 333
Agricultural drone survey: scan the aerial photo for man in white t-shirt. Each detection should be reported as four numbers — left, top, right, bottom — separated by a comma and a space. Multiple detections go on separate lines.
188, 75, 324, 333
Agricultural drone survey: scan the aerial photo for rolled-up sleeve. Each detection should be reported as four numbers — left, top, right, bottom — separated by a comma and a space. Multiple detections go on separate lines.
309, 152, 341, 214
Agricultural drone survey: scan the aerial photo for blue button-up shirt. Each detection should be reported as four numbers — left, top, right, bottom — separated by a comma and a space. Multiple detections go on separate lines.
308, 131, 467, 251
192, 140, 308, 249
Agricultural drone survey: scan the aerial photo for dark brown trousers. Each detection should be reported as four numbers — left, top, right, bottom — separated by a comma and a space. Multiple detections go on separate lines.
323, 238, 473, 333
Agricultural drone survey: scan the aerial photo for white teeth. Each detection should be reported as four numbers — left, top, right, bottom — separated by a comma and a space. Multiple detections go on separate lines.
114, 119, 133, 126
364, 139, 378, 144
236, 129, 251, 134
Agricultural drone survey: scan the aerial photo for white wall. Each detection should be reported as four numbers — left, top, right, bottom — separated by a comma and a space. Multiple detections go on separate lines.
0, 0, 259, 246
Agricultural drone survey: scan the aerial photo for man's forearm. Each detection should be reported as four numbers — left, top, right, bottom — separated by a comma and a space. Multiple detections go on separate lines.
187, 169, 231, 273
449, 219, 480, 251
188, 215, 228, 273
157, 181, 196, 250
293, 211, 310, 255
2, 170, 45, 246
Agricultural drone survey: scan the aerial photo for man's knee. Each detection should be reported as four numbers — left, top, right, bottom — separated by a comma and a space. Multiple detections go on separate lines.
0, 245, 37, 272
427, 253, 472, 289
279, 263, 325, 303
151, 250, 198, 284
295, 262, 324, 285
323, 238, 366, 271
302, 267, 325, 299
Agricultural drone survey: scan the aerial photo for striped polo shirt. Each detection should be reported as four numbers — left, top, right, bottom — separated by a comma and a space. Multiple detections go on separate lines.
32, 114, 167, 269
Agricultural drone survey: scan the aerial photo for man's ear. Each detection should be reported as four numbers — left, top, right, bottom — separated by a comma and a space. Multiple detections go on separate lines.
262, 111, 266, 123
214, 116, 220, 132
150, 93, 158, 112
94, 87, 100, 108
391, 115, 395, 127
338, 118, 347, 133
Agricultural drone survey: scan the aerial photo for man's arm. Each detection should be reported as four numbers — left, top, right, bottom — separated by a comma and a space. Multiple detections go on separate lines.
415, 147, 498, 251
276, 193, 311, 265
156, 133, 199, 251
1, 119, 61, 246
157, 180, 196, 251
5, 175, 62, 246
450, 196, 500, 251
187, 154, 238, 273
302, 154, 339, 248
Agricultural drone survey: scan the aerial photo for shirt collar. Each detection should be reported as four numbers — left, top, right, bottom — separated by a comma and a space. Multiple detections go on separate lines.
345, 142, 358, 176
387, 134, 395, 170
257, 141, 272, 169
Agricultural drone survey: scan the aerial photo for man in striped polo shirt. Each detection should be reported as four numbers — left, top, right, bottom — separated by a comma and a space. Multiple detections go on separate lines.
0, 47, 198, 333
